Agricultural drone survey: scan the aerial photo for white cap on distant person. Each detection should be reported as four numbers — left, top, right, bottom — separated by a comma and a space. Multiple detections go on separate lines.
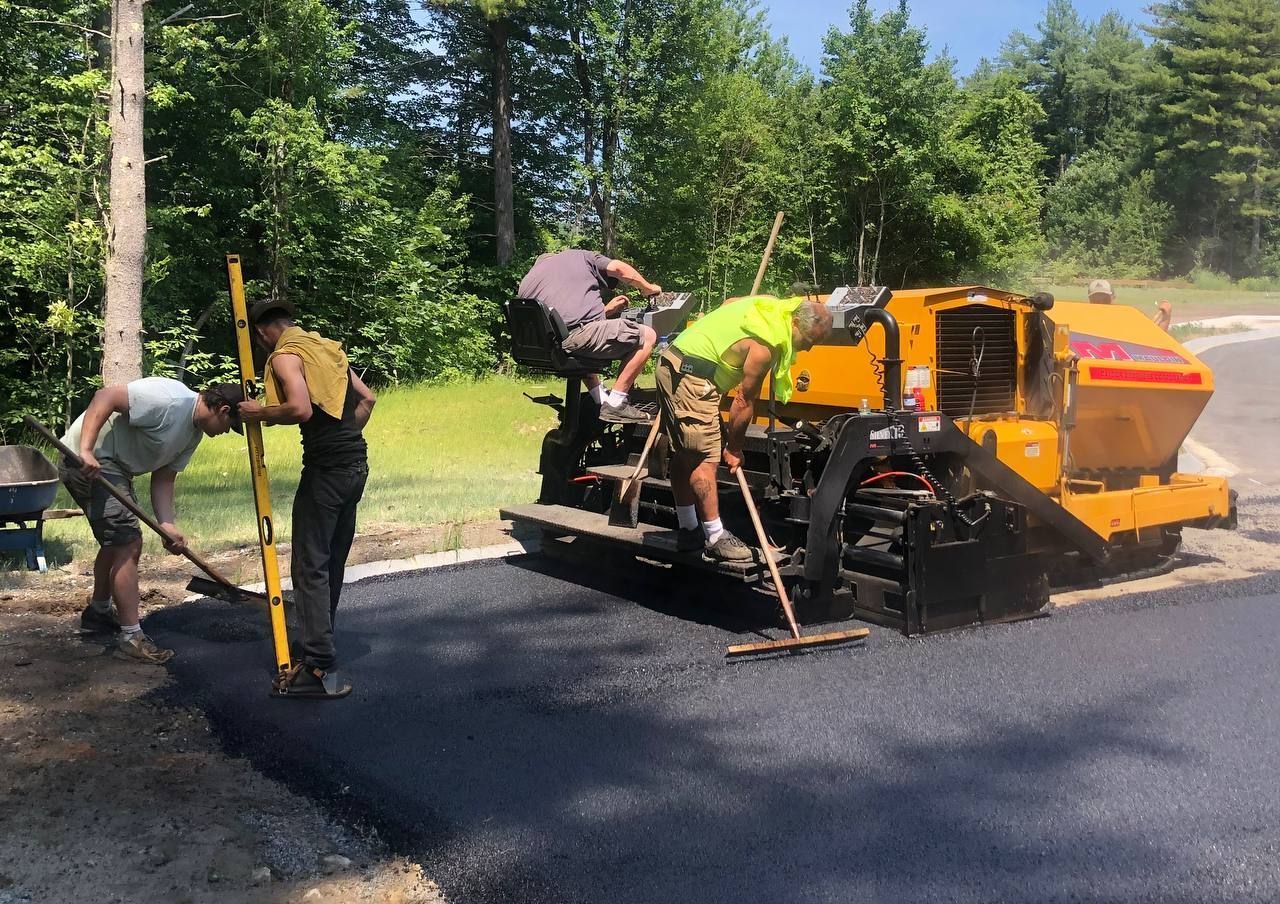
1088, 279, 1114, 303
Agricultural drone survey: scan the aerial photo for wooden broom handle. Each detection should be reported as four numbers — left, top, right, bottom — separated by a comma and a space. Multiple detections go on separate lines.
736, 468, 802, 640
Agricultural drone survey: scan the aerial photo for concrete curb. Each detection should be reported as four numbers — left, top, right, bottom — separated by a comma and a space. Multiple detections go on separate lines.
184, 536, 542, 601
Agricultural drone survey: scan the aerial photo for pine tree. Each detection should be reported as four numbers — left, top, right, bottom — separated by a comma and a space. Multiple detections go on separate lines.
1149, 0, 1280, 273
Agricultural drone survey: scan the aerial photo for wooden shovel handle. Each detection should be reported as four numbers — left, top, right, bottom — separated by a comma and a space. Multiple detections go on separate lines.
24, 415, 241, 591
735, 468, 802, 640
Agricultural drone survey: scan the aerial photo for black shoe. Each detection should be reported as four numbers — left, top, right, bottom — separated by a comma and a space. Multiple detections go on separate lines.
704, 530, 755, 563
80, 602, 120, 634
599, 401, 652, 424
675, 527, 704, 552
271, 662, 352, 700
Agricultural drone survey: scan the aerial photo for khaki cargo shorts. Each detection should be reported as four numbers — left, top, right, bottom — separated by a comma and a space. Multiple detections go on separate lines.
58, 458, 143, 547
562, 316, 644, 361
655, 350, 723, 463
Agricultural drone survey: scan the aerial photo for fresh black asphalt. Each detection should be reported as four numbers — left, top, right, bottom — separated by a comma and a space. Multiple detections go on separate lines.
151, 550, 1280, 904
149, 333, 1280, 903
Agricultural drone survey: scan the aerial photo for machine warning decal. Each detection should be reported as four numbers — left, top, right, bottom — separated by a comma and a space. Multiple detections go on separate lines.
1090, 366, 1204, 385
870, 424, 907, 441
1069, 332, 1188, 365
918, 416, 941, 433
1025, 442, 1041, 458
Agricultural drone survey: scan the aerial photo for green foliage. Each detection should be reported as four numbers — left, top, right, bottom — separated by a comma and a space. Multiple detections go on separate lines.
1044, 150, 1172, 277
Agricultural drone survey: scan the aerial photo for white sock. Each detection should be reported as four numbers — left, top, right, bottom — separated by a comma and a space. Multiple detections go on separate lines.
676, 505, 698, 530
702, 517, 725, 543
606, 389, 628, 408
120, 624, 142, 639
90, 598, 113, 613
589, 383, 605, 405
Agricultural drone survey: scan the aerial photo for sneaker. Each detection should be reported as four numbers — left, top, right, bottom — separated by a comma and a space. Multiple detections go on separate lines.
114, 633, 175, 665
704, 530, 755, 563
80, 602, 120, 634
599, 401, 652, 424
675, 527, 704, 552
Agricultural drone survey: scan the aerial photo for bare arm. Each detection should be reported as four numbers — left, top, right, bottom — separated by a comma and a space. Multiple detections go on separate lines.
149, 466, 187, 553
722, 340, 774, 472
237, 354, 313, 425
349, 369, 376, 430
76, 385, 131, 478
605, 259, 661, 298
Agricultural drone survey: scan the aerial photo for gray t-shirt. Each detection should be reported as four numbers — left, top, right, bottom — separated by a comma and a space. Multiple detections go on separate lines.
517, 249, 617, 331
62, 377, 204, 478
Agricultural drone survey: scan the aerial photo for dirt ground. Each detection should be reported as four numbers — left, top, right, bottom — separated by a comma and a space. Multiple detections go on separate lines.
0, 521, 513, 904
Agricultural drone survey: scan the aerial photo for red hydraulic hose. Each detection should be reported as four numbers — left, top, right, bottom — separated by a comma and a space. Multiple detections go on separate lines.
860, 470, 936, 494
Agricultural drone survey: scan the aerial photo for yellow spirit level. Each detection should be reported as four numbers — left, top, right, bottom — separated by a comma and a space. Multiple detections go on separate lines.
225, 254, 292, 675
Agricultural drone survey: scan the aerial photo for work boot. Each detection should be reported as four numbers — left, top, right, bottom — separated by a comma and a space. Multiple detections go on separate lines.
114, 633, 175, 665
704, 530, 755, 563
674, 527, 704, 552
599, 401, 651, 424
79, 601, 120, 634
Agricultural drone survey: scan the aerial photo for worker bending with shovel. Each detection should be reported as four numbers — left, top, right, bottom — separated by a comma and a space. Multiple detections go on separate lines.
238, 301, 376, 700
656, 296, 833, 562
60, 378, 244, 662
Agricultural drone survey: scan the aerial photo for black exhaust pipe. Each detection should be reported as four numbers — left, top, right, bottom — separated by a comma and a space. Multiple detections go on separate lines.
850, 306, 902, 410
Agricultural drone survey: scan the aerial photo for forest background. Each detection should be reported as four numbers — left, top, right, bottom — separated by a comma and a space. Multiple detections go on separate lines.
3, 0, 1279, 430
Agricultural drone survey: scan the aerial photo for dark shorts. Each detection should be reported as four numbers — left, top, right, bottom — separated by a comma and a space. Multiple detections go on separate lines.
561, 316, 644, 361
59, 459, 142, 547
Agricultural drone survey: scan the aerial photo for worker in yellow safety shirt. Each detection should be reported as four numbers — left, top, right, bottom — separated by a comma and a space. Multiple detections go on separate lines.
237, 300, 376, 700
655, 296, 832, 562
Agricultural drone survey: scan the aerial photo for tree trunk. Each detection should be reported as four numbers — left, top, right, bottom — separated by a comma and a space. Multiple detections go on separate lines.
102, 0, 146, 385
1252, 175, 1263, 258
490, 16, 515, 266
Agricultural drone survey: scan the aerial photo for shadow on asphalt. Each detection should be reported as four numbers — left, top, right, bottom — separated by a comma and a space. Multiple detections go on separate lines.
145, 554, 1280, 904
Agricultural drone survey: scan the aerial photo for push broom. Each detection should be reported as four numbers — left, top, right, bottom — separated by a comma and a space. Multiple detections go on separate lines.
722, 212, 869, 658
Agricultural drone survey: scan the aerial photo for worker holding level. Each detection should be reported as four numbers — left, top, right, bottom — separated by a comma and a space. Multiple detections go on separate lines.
238, 301, 375, 700
518, 249, 662, 424
655, 296, 833, 562
60, 378, 244, 663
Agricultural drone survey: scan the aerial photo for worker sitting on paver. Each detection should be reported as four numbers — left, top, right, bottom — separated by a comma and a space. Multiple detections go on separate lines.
60, 378, 244, 663
656, 296, 833, 562
238, 301, 376, 700
518, 249, 662, 424
1088, 279, 1116, 304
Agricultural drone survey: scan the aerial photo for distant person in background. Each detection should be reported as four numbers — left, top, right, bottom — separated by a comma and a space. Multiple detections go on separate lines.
1088, 279, 1116, 304
1153, 300, 1174, 332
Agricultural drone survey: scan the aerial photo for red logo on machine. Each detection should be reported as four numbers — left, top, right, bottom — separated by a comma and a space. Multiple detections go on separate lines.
1069, 333, 1188, 365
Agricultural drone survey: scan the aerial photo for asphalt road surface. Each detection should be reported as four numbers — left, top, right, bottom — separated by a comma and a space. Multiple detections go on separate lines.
151, 337, 1280, 904
1194, 335, 1280, 486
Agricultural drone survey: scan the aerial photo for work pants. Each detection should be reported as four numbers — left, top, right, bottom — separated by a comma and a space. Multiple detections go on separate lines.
291, 462, 368, 671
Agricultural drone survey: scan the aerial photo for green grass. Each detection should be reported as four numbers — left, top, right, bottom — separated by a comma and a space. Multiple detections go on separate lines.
1042, 282, 1280, 322
38, 377, 560, 564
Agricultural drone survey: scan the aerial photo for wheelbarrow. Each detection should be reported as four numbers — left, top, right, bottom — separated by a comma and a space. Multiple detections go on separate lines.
0, 445, 60, 572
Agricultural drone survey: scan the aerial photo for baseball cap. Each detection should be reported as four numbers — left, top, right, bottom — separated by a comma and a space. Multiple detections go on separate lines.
205, 383, 246, 434
247, 298, 297, 327
1088, 279, 1114, 299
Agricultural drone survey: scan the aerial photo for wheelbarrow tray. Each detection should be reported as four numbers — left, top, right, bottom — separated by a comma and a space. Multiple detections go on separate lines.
0, 445, 60, 519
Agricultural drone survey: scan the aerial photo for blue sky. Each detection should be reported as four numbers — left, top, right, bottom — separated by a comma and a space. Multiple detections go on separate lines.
766, 0, 1154, 77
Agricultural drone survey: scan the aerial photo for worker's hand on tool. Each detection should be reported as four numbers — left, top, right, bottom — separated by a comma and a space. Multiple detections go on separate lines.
642, 283, 662, 299
160, 523, 187, 555
79, 450, 102, 480
237, 399, 266, 422
603, 295, 630, 318
722, 448, 743, 474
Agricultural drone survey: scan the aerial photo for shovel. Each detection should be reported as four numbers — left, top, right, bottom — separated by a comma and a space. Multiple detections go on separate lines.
24, 415, 268, 606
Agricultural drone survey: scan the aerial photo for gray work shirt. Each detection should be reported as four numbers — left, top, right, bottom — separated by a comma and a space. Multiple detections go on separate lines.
62, 377, 204, 478
517, 249, 616, 331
